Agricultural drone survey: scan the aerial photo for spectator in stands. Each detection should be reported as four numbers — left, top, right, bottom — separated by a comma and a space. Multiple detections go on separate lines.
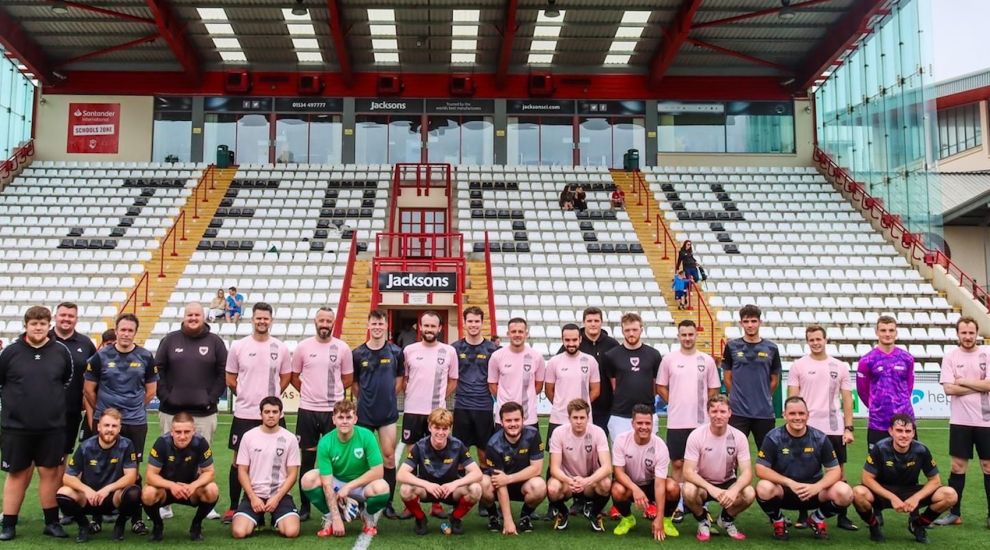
100, 329, 116, 349
208, 290, 226, 323
394, 320, 418, 349
559, 186, 574, 211
675, 241, 700, 283
573, 185, 588, 212
225, 287, 244, 323
611, 188, 626, 210
672, 271, 689, 310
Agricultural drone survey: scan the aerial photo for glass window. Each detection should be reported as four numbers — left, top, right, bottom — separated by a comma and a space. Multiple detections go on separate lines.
152, 112, 192, 162
507, 116, 540, 165
936, 103, 982, 159
355, 114, 422, 163
427, 116, 460, 163
541, 117, 573, 166
355, 115, 389, 164
0, 50, 34, 159
658, 112, 725, 153
579, 117, 613, 167
203, 113, 237, 162
310, 114, 342, 164
236, 114, 271, 164
427, 115, 494, 165
612, 117, 645, 168
725, 102, 796, 153
275, 114, 308, 164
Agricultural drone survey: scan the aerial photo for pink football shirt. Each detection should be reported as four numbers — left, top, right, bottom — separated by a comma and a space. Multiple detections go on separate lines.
940, 346, 990, 428
488, 346, 546, 425
655, 350, 720, 429
549, 423, 609, 477
235, 426, 301, 499
291, 336, 354, 412
787, 355, 851, 435
683, 424, 750, 484
611, 430, 670, 486
545, 352, 600, 424
402, 341, 459, 415
225, 336, 292, 420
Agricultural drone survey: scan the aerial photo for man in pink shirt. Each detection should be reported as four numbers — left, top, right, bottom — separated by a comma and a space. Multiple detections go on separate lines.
787, 325, 855, 531
488, 318, 546, 428
289, 307, 354, 521
547, 399, 611, 532
937, 316, 990, 527
655, 319, 720, 523
611, 403, 680, 540
545, 323, 601, 442
223, 303, 292, 523
231, 396, 301, 539
682, 394, 754, 541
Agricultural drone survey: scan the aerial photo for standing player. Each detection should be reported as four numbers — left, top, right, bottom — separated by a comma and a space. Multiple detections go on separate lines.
546, 399, 612, 531
480, 402, 547, 534
937, 316, 990, 526
545, 324, 600, 443
231, 397, 301, 539
299, 399, 389, 538
50, 303, 97, 482
488, 318, 546, 429
451, 307, 499, 468
682, 395, 755, 541
290, 307, 354, 521
557, 307, 619, 437
398, 408, 483, 535
755, 396, 853, 540
351, 309, 405, 518
787, 325, 856, 530
851, 414, 958, 543
655, 319, 720, 523
141, 412, 220, 541
721, 304, 782, 448
602, 312, 662, 441
0, 306, 74, 540
222, 302, 292, 523
857, 315, 916, 447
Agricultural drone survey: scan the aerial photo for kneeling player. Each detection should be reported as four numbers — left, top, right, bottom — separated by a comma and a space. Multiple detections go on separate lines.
611, 404, 680, 540
547, 398, 612, 531
682, 395, 755, 541
852, 414, 958, 543
480, 401, 547, 534
142, 412, 220, 541
398, 408, 483, 535
299, 399, 390, 538
755, 396, 853, 540
56, 408, 141, 543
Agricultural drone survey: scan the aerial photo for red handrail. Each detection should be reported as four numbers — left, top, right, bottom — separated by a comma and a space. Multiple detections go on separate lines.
1, 140, 34, 188
484, 231, 497, 339
332, 232, 360, 339
654, 213, 678, 260
158, 210, 187, 277
632, 170, 651, 224
119, 271, 151, 314
374, 232, 463, 259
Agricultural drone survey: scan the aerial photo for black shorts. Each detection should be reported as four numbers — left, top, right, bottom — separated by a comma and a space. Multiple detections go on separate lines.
623, 483, 678, 516
228, 417, 285, 451
666, 428, 694, 461
779, 486, 824, 512
235, 494, 298, 527
357, 420, 396, 432
163, 495, 199, 507
728, 416, 775, 448
421, 492, 460, 505
453, 409, 495, 448
505, 481, 527, 502
402, 413, 430, 444
700, 480, 737, 503
65, 413, 85, 454
296, 409, 335, 450
870, 485, 931, 511
949, 424, 990, 460
546, 423, 562, 445
120, 423, 148, 463
827, 434, 847, 465
83, 498, 123, 516
1, 430, 64, 471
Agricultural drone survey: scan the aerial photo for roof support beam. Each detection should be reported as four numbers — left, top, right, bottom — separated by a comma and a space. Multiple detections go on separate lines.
325, 0, 353, 88
0, 7, 53, 85
797, 0, 890, 90
648, 0, 703, 89
48, 1, 156, 25
56, 33, 159, 67
495, 0, 518, 89
144, 0, 201, 82
693, 0, 832, 29
686, 37, 794, 73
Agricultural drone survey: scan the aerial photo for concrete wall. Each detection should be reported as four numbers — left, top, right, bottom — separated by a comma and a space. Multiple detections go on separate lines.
944, 226, 990, 287
35, 94, 154, 162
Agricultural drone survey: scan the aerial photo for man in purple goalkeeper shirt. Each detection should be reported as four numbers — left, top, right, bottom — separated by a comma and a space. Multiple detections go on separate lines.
856, 315, 916, 449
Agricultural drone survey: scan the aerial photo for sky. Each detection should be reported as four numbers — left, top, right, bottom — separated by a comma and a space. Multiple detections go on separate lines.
930, 0, 990, 82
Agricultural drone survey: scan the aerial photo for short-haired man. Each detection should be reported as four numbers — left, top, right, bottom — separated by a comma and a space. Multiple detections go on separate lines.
788, 325, 857, 531
141, 412, 220, 541
480, 402, 547, 534
557, 307, 619, 437
0, 306, 74, 540
682, 395, 755, 541
50, 302, 97, 477
488, 318, 546, 429
721, 304, 781, 449
231, 397, 301, 539
398, 408, 483, 535
937, 316, 990, 526
225, 286, 244, 323
655, 319, 719, 523
547, 399, 612, 531
290, 306, 354, 521
546, 323, 601, 444
351, 309, 405, 518
222, 302, 291, 522
611, 403, 680, 539
57, 408, 142, 543
299, 399, 389, 538
602, 312, 662, 442
452, 306, 500, 469
755, 396, 853, 540
857, 315, 916, 447
401, 310, 459, 447
852, 414, 958, 543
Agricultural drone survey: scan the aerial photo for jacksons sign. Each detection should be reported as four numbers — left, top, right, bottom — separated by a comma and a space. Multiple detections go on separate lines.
378, 271, 457, 292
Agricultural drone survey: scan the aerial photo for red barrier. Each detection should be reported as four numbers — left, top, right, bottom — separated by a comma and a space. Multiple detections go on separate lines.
1, 140, 34, 187
119, 271, 151, 313
332, 232, 360, 339
484, 231, 497, 339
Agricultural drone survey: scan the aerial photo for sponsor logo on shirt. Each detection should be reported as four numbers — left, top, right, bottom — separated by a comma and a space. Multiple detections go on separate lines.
175, 348, 184, 353
803, 447, 814, 453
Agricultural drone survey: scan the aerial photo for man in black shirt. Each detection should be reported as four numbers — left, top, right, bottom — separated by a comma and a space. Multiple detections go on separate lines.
452, 307, 500, 467
480, 402, 546, 534
0, 305, 74, 540
51, 302, 97, 464
602, 312, 662, 442
722, 304, 782, 449
851, 414, 957, 543
557, 307, 619, 437
56, 408, 141, 543
755, 396, 853, 541
141, 412, 220, 541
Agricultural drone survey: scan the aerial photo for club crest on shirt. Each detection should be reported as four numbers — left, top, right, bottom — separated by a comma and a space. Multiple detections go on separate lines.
276, 447, 284, 456
437, 355, 445, 366
199, 347, 209, 356
697, 364, 705, 373
584, 444, 593, 454
727, 446, 735, 455
354, 448, 364, 459
330, 354, 338, 363
271, 352, 279, 361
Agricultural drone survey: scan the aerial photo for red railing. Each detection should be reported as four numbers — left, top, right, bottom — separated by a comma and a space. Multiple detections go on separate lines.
158, 210, 187, 277
813, 146, 990, 308
1, 140, 34, 188
374, 232, 463, 259
631, 170, 651, 224
119, 271, 151, 314
484, 231, 497, 338
393, 163, 451, 197
654, 213, 678, 260
191, 165, 215, 220
332, 232, 360, 339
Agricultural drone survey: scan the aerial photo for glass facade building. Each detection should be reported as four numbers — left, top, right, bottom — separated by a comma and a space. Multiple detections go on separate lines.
0, 50, 35, 159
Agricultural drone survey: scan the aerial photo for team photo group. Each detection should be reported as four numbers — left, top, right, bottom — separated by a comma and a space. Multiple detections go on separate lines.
1, 300, 988, 545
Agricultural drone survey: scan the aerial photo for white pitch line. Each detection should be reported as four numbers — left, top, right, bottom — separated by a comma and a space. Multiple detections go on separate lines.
352, 532, 374, 550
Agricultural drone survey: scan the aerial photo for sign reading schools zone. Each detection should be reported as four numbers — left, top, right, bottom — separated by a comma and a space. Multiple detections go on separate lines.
67, 103, 120, 153
378, 271, 457, 293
